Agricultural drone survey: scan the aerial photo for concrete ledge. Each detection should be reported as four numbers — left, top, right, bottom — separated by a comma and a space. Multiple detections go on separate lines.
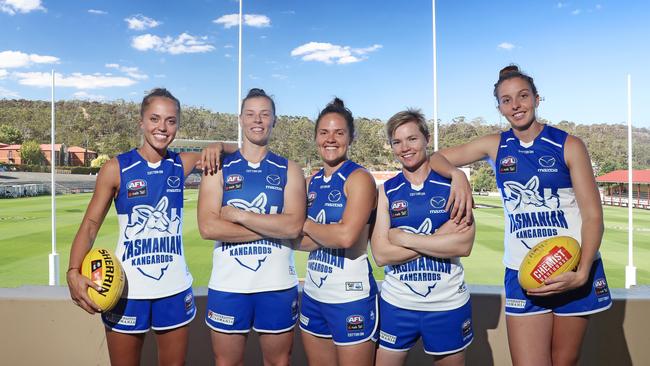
1, 285, 648, 365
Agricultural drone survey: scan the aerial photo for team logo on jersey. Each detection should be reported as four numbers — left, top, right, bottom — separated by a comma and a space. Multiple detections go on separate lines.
127, 179, 147, 198
499, 156, 517, 173
167, 176, 181, 188
225, 174, 243, 191
328, 190, 342, 202
224, 193, 281, 272
266, 174, 281, 186
390, 200, 408, 218
503, 176, 560, 212
307, 210, 344, 288
184, 293, 194, 313
307, 192, 316, 207
122, 196, 182, 281
430, 196, 446, 209
346, 315, 364, 331
503, 176, 568, 249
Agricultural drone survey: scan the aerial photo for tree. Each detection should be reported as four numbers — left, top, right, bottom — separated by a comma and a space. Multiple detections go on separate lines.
20, 140, 44, 165
471, 164, 497, 192
0, 124, 23, 144
91, 154, 110, 168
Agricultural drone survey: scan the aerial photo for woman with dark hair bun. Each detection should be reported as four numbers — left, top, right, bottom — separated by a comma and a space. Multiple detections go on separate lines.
432, 65, 612, 365
294, 97, 379, 366
198, 88, 306, 365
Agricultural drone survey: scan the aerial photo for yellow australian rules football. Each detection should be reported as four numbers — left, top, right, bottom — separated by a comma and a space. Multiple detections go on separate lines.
518, 236, 581, 290
81, 248, 125, 311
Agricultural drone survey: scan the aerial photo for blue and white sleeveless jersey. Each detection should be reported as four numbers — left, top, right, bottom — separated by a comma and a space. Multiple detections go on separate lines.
114, 149, 192, 299
208, 150, 298, 293
381, 170, 469, 311
495, 125, 587, 270
303, 160, 377, 304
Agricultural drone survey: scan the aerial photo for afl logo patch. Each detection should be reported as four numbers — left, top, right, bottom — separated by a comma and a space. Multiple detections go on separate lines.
167, 176, 181, 188
538, 156, 556, 168
184, 293, 194, 312
307, 191, 316, 207
430, 196, 446, 209
266, 174, 281, 186
462, 319, 472, 338
390, 200, 408, 218
594, 278, 609, 296
328, 190, 342, 202
346, 315, 364, 331
127, 179, 147, 198
499, 156, 517, 173
225, 174, 243, 191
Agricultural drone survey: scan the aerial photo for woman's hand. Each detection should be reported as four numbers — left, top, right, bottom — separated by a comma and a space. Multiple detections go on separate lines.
66, 269, 103, 314
526, 270, 589, 297
446, 169, 474, 224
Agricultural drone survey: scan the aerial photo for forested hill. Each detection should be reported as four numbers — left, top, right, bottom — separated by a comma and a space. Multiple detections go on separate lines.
0, 99, 648, 174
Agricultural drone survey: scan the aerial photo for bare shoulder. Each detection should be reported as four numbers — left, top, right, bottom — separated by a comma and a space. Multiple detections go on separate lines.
348, 167, 376, 187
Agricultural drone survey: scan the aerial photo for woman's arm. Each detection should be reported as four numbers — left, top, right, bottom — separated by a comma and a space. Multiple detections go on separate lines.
435, 133, 500, 167
66, 158, 120, 314
180, 142, 239, 176
197, 170, 264, 242
219, 160, 306, 239
388, 219, 476, 258
369, 185, 420, 266
528, 135, 603, 296
294, 176, 321, 252
302, 169, 376, 249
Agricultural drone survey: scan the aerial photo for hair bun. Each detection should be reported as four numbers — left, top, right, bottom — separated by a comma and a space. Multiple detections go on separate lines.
331, 97, 345, 108
246, 88, 268, 98
499, 65, 520, 78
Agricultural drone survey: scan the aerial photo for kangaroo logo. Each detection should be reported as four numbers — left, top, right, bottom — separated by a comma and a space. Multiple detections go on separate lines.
307, 210, 330, 288
308, 272, 328, 288
227, 193, 268, 214
503, 176, 559, 212
399, 218, 433, 235
125, 197, 180, 239
226, 193, 276, 271
396, 219, 439, 297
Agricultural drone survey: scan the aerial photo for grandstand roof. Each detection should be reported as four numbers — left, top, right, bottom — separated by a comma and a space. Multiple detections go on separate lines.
596, 170, 650, 184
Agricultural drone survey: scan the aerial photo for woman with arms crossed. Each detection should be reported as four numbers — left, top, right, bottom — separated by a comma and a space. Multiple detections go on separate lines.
67, 88, 214, 365
198, 88, 306, 366
436, 65, 612, 366
371, 110, 475, 366
295, 98, 378, 366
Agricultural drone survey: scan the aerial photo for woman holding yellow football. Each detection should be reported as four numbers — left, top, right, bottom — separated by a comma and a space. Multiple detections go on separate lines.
67, 88, 221, 365
434, 65, 612, 365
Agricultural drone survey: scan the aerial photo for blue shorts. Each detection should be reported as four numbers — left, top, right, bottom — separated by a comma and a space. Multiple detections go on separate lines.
299, 292, 378, 346
378, 297, 473, 355
504, 258, 613, 316
102, 287, 196, 334
205, 286, 299, 334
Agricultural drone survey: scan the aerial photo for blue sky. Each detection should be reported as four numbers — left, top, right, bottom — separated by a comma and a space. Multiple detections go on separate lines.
0, 0, 648, 127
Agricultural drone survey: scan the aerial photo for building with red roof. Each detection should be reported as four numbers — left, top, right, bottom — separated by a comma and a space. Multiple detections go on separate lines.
596, 169, 650, 209
0, 143, 97, 166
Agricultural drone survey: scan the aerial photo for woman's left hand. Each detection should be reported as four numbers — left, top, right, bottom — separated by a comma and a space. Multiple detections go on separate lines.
446, 169, 474, 224
200, 142, 225, 175
526, 270, 589, 296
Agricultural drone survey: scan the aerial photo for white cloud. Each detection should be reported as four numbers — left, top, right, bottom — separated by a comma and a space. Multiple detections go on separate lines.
572, 9, 582, 15
271, 73, 287, 80
556, 2, 566, 8
281, 10, 295, 15
290, 42, 382, 64
0, 0, 45, 15
15, 71, 136, 89
596, 4, 602, 10
224, 53, 232, 58
224, 44, 234, 49
154, 74, 166, 78
131, 33, 215, 54
72, 91, 106, 101
125, 14, 161, 30
213, 14, 271, 29
0, 50, 59, 68
497, 42, 515, 50
0, 69, 7, 78
248, 74, 259, 80
105, 63, 148, 80
88, 9, 107, 15
0, 86, 19, 98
